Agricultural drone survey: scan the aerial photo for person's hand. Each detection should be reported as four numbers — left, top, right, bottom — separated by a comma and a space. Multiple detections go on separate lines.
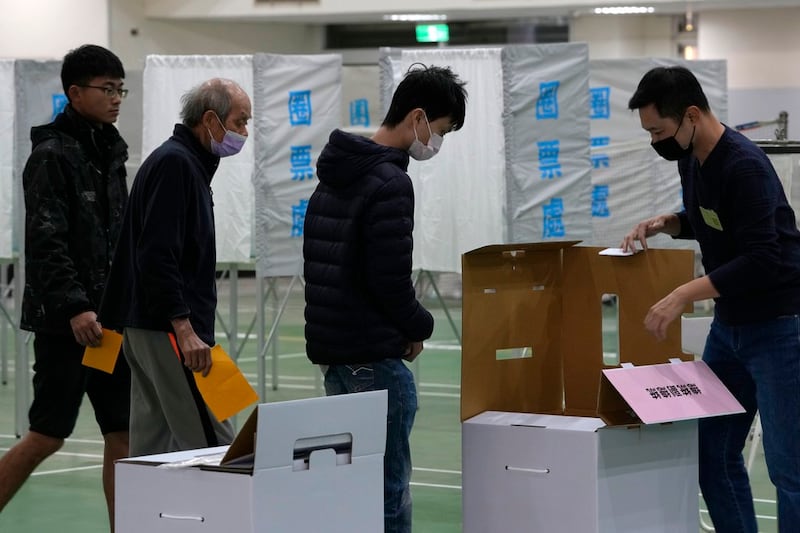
644, 290, 687, 342
404, 341, 424, 362
70, 311, 103, 347
171, 318, 212, 376
620, 214, 677, 253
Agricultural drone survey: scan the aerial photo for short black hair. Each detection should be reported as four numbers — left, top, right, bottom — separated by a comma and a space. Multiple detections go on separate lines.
61, 44, 125, 98
382, 64, 467, 130
628, 66, 710, 121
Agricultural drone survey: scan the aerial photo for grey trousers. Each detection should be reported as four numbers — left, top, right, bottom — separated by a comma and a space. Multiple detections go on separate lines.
123, 327, 234, 457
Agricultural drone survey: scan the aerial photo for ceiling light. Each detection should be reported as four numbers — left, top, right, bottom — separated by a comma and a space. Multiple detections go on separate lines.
684, 8, 694, 31
593, 6, 655, 15
383, 14, 448, 22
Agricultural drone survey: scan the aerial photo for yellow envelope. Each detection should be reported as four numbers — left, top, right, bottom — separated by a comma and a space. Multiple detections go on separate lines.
194, 345, 259, 422
81, 329, 123, 374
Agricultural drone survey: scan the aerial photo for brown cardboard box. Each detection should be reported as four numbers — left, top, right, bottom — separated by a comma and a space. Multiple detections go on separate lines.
460, 241, 695, 422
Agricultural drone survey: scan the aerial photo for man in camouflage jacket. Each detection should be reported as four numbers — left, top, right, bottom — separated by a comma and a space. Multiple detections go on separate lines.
0, 44, 131, 531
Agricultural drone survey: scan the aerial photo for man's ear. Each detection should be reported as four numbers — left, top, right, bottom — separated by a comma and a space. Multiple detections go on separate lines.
201, 109, 216, 129
409, 107, 426, 124
686, 105, 701, 124
66, 85, 80, 104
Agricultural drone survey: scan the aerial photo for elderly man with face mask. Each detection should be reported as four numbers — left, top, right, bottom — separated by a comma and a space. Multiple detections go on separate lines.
99, 78, 251, 457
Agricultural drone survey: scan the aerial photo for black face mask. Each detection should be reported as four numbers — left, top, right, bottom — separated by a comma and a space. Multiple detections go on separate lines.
651, 116, 695, 161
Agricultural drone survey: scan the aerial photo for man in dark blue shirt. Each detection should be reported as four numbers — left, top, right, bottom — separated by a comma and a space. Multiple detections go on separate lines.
622, 66, 800, 533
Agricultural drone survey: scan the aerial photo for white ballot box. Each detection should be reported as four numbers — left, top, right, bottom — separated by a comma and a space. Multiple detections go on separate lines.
115, 390, 387, 533
460, 243, 743, 532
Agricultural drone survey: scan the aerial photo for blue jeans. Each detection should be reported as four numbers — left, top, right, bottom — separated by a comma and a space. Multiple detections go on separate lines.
325, 359, 417, 533
700, 315, 800, 533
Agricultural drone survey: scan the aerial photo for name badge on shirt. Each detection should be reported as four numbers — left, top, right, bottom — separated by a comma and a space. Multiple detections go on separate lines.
700, 206, 723, 231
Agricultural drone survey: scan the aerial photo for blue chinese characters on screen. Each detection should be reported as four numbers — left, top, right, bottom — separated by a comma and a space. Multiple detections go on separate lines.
289, 90, 312, 126
290, 145, 314, 181
52, 94, 68, 121
542, 198, 566, 239
288, 89, 314, 237
349, 98, 370, 127
590, 87, 610, 120
536, 81, 559, 120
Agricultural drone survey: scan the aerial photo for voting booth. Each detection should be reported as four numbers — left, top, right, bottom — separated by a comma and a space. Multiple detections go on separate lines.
379, 43, 592, 273
3, 59, 64, 436
0, 60, 13, 261
115, 390, 387, 533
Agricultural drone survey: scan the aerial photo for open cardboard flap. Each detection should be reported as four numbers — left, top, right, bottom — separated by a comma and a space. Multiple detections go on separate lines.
218, 406, 259, 469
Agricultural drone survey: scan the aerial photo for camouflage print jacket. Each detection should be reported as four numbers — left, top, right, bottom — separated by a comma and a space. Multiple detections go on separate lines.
21, 105, 128, 334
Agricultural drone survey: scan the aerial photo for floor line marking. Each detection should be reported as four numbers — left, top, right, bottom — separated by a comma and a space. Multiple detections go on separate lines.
414, 467, 461, 475
0, 435, 105, 445
699, 509, 775, 520
31, 464, 102, 476
0, 447, 104, 460
410, 481, 461, 490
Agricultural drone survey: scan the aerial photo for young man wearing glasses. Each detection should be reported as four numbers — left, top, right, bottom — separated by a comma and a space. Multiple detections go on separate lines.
0, 44, 130, 531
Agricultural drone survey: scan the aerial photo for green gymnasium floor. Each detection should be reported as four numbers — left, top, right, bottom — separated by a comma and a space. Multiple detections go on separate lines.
0, 276, 778, 532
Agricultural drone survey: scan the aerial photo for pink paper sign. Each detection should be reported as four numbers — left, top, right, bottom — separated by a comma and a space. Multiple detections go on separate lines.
602, 360, 745, 424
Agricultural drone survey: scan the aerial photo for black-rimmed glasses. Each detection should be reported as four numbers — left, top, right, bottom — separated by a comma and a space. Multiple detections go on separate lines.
79, 85, 129, 99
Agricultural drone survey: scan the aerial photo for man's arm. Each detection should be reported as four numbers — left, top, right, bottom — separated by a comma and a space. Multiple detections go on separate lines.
362, 177, 434, 342
621, 213, 681, 252
644, 276, 720, 341
171, 317, 211, 376
70, 311, 103, 347
23, 149, 100, 345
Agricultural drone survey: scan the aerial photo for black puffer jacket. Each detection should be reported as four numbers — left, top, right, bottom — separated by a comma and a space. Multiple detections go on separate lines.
303, 129, 434, 365
21, 105, 128, 334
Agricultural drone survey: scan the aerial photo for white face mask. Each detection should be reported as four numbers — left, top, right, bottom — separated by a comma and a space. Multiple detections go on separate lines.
408, 113, 443, 161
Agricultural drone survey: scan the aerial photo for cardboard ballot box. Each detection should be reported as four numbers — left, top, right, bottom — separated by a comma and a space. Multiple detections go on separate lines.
460, 242, 744, 533
115, 390, 387, 533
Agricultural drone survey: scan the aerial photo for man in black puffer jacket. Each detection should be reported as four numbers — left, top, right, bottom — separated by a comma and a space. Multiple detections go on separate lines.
304, 64, 467, 533
0, 44, 130, 530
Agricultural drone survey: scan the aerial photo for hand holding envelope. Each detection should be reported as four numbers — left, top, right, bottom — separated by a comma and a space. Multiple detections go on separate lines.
85, 332, 258, 422
82, 328, 123, 373
193, 345, 259, 422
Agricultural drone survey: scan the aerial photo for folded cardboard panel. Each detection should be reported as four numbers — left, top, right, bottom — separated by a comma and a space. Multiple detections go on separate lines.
461, 242, 694, 422
461, 242, 572, 420
561, 246, 695, 416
